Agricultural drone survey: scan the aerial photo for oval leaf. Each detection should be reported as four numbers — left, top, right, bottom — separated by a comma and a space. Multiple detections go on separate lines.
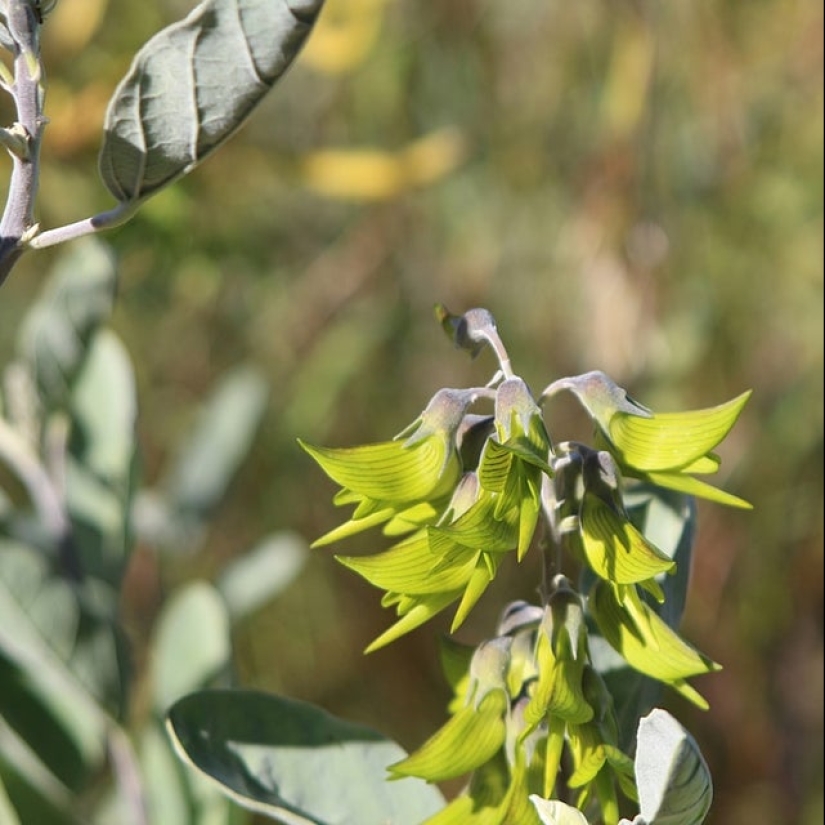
152, 582, 232, 713
635, 709, 712, 825
162, 365, 269, 520
17, 238, 117, 408
166, 689, 444, 825
216, 531, 308, 623
99, 0, 324, 203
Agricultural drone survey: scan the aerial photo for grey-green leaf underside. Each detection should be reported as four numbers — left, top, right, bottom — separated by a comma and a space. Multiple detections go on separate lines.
99, 0, 324, 203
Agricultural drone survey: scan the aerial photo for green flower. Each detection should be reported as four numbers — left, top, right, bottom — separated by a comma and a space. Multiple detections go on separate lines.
578, 447, 675, 598
337, 472, 514, 650
300, 388, 472, 546
550, 445, 676, 600
311, 379, 557, 650
523, 582, 593, 735
588, 579, 721, 709
478, 377, 553, 560
389, 638, 512, 783
543, 371, 751, 508
399, 594, 639, 825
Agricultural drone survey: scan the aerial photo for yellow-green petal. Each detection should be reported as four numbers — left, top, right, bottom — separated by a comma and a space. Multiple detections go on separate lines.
566, 723, 607, 788
422, 750, 511, 825
478, 438, 515, 493
300, 436, 459, 502
366, 590, 461, 652
451, 553, 503, 631
644, 471, 752, 509
432, 493, 519, 552
607, 390, 751, 473
388, 689, 508, 782
337, 532, 477, 595
580, 494, 675, 584
383, 499, 445, 535
311, 506, 396, 547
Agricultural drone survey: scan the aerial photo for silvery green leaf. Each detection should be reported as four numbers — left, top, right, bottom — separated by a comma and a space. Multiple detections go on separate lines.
166, 689, 445, 824
17, 238, 117, 408
162, 365, 268, 521
530, 796, 590, 825
216, 531, 308, 623
99, 0, 324, 203
635, 709, 712, 825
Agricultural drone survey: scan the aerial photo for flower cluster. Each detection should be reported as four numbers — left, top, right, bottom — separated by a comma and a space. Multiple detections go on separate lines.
389, 590, 637, 825
301, 307, 749, 823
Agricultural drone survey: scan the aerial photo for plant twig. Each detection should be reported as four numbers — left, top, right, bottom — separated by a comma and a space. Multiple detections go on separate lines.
27, 201, 138, 249
0, 0, 46, 286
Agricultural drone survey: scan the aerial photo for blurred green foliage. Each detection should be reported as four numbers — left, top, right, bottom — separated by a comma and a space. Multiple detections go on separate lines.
1, 1, 821, 823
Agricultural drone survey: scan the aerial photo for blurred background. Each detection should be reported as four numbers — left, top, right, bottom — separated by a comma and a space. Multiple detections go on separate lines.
1, 0, 821, 823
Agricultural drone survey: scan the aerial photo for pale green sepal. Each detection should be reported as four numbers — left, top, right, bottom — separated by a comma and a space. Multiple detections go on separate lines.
635, 708, 713, 825
494, 378, 548, 445
388, 690, 508, 782
353, 495, 390, 519
593, 765, 621, 825
530, 796, 590, 825
580, 494, 675, 584
643, 471, 752, 509
400, 388, 473, 440
589, 582, 720, 702
428, 536, 483, 577
607, 391, 751, 473
467, 638, 512, 707
366, 590, 461, 652
541, 371, 652, 421
603, 745, 636, 783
